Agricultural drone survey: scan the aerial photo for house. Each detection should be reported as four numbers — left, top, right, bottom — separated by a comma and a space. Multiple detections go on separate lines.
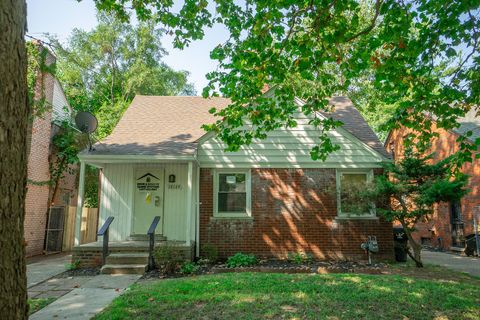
72, 92, 393, 268
385, 109, 480, 252
24, 42, 78, 257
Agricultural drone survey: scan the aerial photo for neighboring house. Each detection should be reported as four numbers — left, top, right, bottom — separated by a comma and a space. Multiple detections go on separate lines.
24, 43, 77, 257
73, 92, 392, 266
385, 109, 480, 251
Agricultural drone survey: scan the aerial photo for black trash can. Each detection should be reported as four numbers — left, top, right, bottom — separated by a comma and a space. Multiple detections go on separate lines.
393, 227, 408, 262
465, 234, 478, 257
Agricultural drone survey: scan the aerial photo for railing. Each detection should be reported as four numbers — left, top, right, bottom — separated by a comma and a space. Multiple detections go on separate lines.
147, 216, 161, 270
97, 216, 114, 265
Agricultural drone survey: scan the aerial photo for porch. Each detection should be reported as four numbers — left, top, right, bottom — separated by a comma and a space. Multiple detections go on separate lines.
72, 156, 199, 272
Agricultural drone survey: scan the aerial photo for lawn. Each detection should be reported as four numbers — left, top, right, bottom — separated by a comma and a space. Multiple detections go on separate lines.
95, 271, 480, 320
28, 298, 56, 315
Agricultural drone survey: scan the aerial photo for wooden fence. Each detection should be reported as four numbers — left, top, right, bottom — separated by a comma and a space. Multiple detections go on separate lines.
62, 206, 99, 251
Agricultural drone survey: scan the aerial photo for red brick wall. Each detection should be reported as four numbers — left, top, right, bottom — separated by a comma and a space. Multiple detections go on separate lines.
199, 168, 394, 261
386, 125, 480, 249
23, 45, 78, 257
24, 50, 55, 257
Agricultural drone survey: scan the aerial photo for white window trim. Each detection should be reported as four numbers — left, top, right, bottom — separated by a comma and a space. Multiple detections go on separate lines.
213, 169, 252, 218
336, 169, 376, 218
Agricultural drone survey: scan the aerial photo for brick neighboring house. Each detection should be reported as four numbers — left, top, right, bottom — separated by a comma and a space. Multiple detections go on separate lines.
24, 43, 78, 257
73, 91, 394, 266
385, 110, 480, 251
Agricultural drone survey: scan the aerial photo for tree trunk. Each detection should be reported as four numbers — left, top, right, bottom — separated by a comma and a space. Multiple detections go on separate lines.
0, 1, 29, 318
400, 220, 424, 268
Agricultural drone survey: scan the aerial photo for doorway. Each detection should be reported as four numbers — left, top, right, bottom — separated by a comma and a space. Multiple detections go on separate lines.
133, 170, 164, 235
450, 201, 465, 248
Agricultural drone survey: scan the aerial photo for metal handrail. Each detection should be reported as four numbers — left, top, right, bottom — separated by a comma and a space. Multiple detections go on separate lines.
147, 216, 161, 270
97, 216, 114, 265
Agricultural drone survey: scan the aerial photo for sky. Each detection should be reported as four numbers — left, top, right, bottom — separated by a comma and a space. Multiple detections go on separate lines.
26, 0, 229, 94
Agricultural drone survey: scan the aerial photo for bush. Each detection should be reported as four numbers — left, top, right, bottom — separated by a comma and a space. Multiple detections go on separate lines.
201, 243, 218, 263
226, 253, 257, 268
154, 244, 185, 274
287, 252, 313, 264
180, 262, 200, 274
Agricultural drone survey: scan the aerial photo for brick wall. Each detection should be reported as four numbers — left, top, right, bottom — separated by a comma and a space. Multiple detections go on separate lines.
24, 48, 55, 257
24, 44, 78, 257
386, 125, 480, 250
199, 168, 394, 261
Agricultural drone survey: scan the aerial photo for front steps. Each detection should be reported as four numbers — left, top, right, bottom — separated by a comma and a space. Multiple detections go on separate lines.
127, 234, 167, 242
101, 252, 149, 275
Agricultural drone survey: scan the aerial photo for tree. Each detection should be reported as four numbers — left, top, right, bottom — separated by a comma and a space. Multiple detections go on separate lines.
50, 13, 195, 140
369, 149, 469, 267
91, 0, 479, 165
0, 0, 29, 318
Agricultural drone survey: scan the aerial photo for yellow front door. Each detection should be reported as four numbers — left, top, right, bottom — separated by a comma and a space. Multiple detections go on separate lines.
133, 170, 164, 235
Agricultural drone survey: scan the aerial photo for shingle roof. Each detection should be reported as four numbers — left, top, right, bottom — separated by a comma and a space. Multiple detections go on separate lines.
88, 95, 231, 156
322, 96, 390, 158
85, 95, 388, 158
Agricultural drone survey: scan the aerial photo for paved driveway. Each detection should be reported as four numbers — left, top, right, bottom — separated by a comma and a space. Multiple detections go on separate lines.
27, 254, 71, 288
422, 250, 480, 277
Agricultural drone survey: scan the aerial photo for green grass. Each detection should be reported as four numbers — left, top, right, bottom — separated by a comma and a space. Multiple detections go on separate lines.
28, 297, 56, 315
95, 272, 480, 320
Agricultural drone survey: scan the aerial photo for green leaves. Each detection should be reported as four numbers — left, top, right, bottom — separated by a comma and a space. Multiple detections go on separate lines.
90, 0, 479, 162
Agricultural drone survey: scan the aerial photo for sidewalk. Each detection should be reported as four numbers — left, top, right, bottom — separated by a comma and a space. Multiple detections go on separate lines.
422, 250, 480, 277
27, 253, 71, 288
30, 274, 140, 320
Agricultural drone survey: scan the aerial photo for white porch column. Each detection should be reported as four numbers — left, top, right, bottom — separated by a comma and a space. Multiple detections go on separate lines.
74, 161, 86, 246
186, 161, 193, 244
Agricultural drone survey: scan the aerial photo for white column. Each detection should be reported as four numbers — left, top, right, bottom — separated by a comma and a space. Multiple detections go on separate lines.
74, 161, 86, 246
186, 161, 193, 244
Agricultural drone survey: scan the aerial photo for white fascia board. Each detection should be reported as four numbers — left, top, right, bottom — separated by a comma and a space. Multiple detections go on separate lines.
78, 153, 196, 163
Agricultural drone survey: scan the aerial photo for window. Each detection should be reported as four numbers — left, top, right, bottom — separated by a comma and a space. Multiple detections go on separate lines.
214, 170, 251, 217
336, 170, 375, 218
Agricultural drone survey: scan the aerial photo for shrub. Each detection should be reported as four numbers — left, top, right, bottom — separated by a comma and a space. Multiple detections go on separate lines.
154, 244, 185, 274
65, 260, 81, 270
180, 262, 200, 274
287, 252, 313, 264
226, 253, 257, 268
201, 243, 218, 263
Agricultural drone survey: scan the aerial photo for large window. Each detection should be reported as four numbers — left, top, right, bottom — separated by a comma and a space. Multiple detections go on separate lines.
336, 170, 375, 218
214, 170, 251, 217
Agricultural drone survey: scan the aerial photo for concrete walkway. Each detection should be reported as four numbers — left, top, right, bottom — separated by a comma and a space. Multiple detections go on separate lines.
30, 274, 140, 320
27, 254, 71, 288
422, 250, 480, 277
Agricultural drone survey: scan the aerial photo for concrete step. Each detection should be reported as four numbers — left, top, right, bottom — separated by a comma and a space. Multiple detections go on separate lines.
101, 264, 148, 275
106, 252, 149, 265
127, 234, 167, 241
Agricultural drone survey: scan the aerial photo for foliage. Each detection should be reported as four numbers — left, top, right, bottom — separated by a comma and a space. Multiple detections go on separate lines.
84, 166, 99, 208
94, 272, 480, 320
226, 253, 257, 268
180, 262, 200, 274
26, 41, 56, 118
287, 252, 313, 265
201, 243, 218, 263
28, 298, 56, 316
65, 259, 81, 271
366, 149, 469, 267
93, 0, 480, 164
50, 13, 195, 140
154, 244, 185, 274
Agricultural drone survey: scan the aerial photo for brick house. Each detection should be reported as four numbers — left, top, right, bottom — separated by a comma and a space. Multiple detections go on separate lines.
385, 110, 480, 251
74, 92, 393, 266
24, 43, 78, 257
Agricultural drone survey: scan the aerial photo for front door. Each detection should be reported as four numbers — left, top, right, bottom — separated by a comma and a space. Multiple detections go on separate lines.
133, 170, 164, 235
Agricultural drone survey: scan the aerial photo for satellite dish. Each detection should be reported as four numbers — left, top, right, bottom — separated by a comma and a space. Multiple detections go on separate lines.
75, 111, 98, 134
75, 111, 98, 151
